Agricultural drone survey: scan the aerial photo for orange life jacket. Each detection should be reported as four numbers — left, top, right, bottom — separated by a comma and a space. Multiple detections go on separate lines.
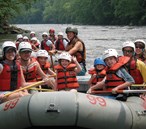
126, 58, 143, 84
0, 61, 21, 91
88, 68, 106, 85
105, 56, 130, 91
54, 63, 79, 90
21, 58, 38, 82
36, 62, 51, 81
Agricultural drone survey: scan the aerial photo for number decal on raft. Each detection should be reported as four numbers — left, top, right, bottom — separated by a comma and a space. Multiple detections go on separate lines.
86, 94, 106, 107
3, 98, 19, 111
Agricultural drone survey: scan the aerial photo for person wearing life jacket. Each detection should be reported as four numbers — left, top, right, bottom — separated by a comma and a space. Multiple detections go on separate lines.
0, 41, 31, 103
18, 42, 53, 89
41, 32, 55, 52
54, 52, 82, 91
36, 49, 56, 90
48, 28, 57, 44
15, 34, 23, 50
134, 39, 146, 63
29, 31, 36, 39
142, 49, 146, 64
23, 36, 30, 42
88, 57, 106, 87
87, 49, 134, 99
65, 27, 87, 76
30, 37, 40, 52
54, 32, 69, 51
122, 41, 146, 84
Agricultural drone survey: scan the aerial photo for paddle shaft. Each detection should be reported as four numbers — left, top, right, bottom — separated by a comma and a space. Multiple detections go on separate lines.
91, 89, 146, 94
4, 74, 56, 97
50, 55, 55, 72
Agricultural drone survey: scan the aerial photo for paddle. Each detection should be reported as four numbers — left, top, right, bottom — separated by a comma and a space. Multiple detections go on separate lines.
4, 74, 56, 97
131, 84, 146, 87
91, 89, 146, 94
30, 88, 54, 92
48, 51, 55, 72
50, 54, 55, 72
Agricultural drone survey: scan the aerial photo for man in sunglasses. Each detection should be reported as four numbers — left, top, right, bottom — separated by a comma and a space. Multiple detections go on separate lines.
134, 39, 146, 63
122, 41, 146, 96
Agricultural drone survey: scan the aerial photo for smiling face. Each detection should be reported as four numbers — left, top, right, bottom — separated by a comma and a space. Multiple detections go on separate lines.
104, 56, 117, 67
122, 47, 134, 57
60, 59, 70, 68
135, 43, 144, 55
19, 51, 32, 61
37, 57, 48, 65
5, 48, 16, 61
67, 32, 75, 40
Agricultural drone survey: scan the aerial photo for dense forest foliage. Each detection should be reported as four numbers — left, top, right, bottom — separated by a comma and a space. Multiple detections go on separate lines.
11, 0, 146, 25
1, 0, 146, 33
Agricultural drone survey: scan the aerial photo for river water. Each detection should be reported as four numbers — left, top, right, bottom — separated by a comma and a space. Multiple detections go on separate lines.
1, 24, 146, 71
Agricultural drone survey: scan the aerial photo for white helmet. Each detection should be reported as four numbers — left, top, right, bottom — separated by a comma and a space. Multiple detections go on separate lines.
23, 36, 29, 40
42, 32, 48, 36
30, 31, 35, 35
122, 41, 135, 51
17, 34, 23, 40
36, 50, 48, 58
18, 42, 32, 53
58, 32, 63, 36
134, 39, 145, 48
103, 49, 118, 60
2, 41, 16, 56
58, 52, 72, 62
31, 37, 37, 41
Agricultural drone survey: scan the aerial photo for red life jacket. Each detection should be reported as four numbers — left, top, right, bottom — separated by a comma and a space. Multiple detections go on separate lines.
88, 68, 106, 85
48, 35, 57, 44
55, 39, 65, 50
36, 62, 51, 81
126, 58, 143, 84
54, 63, 79, 90
0, 61, 21, 91
21, 58, 38, 82
105, 56, 130, 91
41, 39, 52, 51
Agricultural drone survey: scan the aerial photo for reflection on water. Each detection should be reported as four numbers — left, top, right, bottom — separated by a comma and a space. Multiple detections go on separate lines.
1, 24, 146, 70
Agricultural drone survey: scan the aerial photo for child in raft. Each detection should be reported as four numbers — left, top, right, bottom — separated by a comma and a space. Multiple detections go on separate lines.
88, 57, 106, 88
54, 52, 82, 91
87, 49, 135, 99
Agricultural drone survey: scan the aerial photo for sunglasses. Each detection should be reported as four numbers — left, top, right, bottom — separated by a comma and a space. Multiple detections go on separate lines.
123, 50, 133, 53
42, 35, 48, 37
135, 45, 143, 49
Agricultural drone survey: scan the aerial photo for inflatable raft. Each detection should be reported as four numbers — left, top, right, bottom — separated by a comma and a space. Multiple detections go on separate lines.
0, 91, 146, 129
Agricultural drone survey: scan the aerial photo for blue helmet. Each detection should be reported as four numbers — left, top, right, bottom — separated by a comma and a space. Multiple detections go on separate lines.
94, 58, 106, 67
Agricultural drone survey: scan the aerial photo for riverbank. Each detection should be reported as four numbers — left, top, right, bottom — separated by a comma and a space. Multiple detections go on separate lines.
0, 24, 30, 34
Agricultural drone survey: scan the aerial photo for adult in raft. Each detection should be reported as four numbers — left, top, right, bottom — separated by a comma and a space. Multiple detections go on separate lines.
0, 41, 31, 103
65, 27, 87, 76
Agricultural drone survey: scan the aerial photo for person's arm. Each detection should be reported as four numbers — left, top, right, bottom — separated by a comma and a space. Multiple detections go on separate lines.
87, 77, 106, 93
88, 74, 96, 86
72, 56, 82, 73
46, 40, 55, 50
48, 68, 56, 75
0, 64, 3, 74
112, 68, 135, 93
36, 61, 56, 88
